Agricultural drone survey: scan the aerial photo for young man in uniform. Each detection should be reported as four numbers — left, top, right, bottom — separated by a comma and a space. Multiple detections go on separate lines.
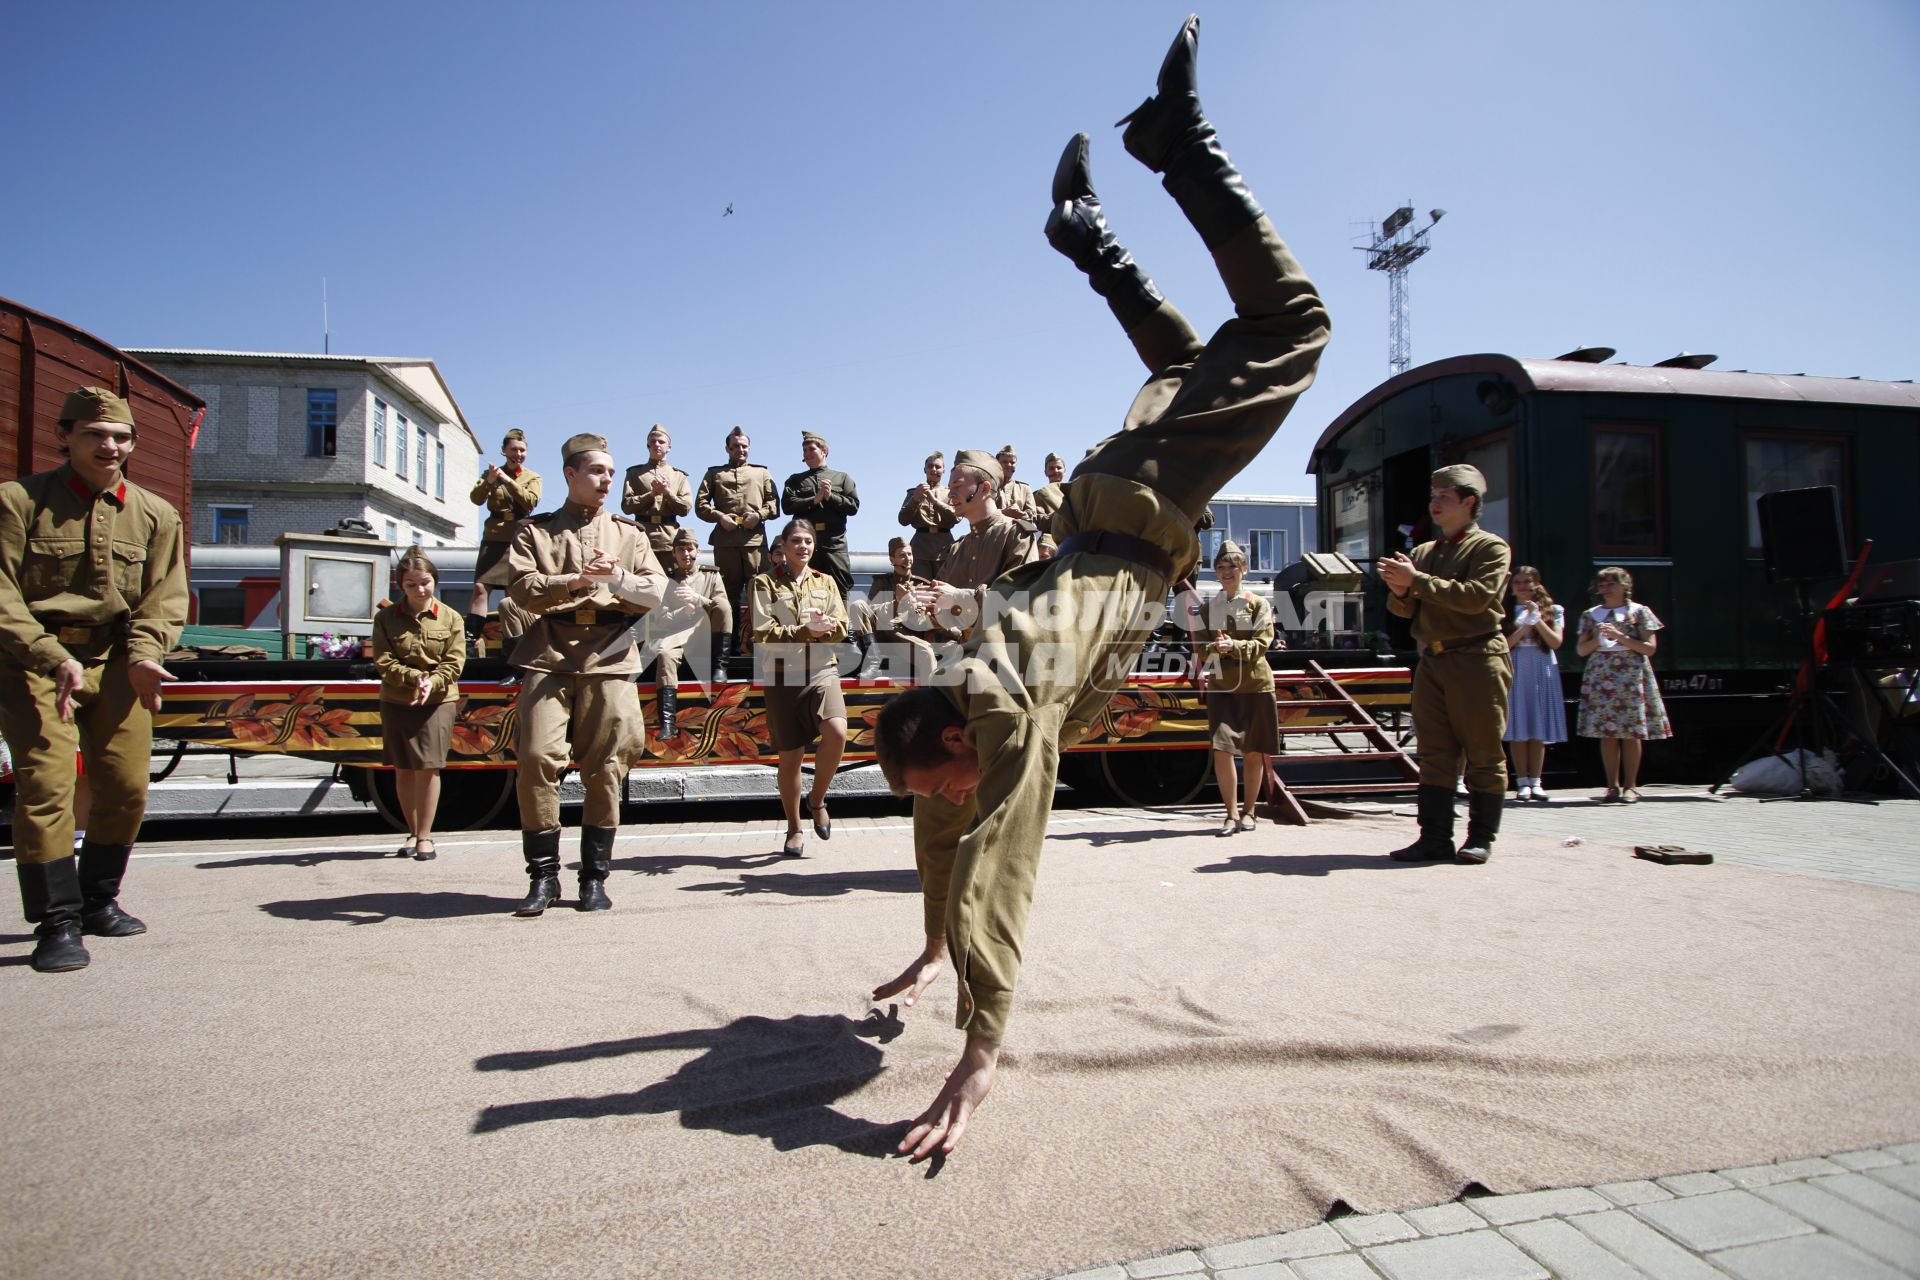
868, 16, 1329, 1158
1376, 464, 1512, 864
504, 433, 667, 915
644, 527, 731, 737
468, 429, 541, 622
1031, 452, 1069, 557
928, 449, 1036, 642
994, 446, 1036, 528
780, 432, 860, 600
622, 424, 694, 559
0, 387, 188, 972
863, 536, 948, 682
694, 426, 778, 636
897, 451, 957, 582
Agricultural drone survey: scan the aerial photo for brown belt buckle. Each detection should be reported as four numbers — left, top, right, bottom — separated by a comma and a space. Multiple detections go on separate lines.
1429, 638, 1446, 655
574, 606, 595, 625
58, 625, 92, 644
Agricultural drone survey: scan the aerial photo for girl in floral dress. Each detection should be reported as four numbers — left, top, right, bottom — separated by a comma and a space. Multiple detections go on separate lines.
1575, 566, 1671, 802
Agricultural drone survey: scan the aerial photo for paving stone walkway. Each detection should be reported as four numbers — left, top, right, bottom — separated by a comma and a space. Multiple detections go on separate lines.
1053, 1145, 1920, 1279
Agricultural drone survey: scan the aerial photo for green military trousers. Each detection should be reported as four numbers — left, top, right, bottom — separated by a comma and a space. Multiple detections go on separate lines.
514, 670, 645, 830
1410, 647, 1513, 793
0, 652, 152, 864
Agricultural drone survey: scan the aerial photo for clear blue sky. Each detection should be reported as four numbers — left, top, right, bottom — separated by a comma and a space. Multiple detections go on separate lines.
9, 1, 1916, 547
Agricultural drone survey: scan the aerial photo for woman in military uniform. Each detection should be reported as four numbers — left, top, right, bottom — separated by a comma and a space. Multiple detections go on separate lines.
748, 518, 849, 857
372, 549, 466, 860
1202, 541, 1279, 834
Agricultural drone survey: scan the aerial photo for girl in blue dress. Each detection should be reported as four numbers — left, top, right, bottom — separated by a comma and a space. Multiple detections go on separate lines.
1503, 565, 1567, 801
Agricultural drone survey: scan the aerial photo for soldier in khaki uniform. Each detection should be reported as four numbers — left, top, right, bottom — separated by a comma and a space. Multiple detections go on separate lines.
1377, 463, 1512, 865
504, 432, 667, 915
371, 548, 466, 860
694, 426, 778, 635
644, 527, 731, 737
995, 446, 1036, 528
867, 17, 1329, 1157
468, 429, 542, 620
622, 424, 694, 558
897, 451, 958, 581
0, 387, 189, 973
931, 448, 1036, 640
1030, 452, 1068, 557
748, 518, 849, 857
862, 536, 950, 682
781, 431, 861, 600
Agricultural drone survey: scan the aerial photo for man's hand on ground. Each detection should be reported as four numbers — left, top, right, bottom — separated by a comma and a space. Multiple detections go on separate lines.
870, 936, 947, 1008
899, 1033, 999, 1162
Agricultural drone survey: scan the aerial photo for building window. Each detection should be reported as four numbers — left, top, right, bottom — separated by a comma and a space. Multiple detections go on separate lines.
372, 399, 388, 468
1590, 423, 1665, 556
416, 432, 427, 491
1744, 433, 1848, 553
1329, 481, 1371, 561
1246, 529, 1287, 571
396, 415, 409, 480
435, 441, 446, 499
306, 389, 337, 457
1197, 528, 1224, 566
386, 520, 399, 542
411, 530, 423, 546
1457, 429, 1512, 541
212, 506, 250, 545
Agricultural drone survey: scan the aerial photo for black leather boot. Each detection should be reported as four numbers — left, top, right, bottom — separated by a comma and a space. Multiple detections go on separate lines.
577, 826, 615, 912
1118, 15, 1265, 251
1044, 132, 1167, 333
18, 857, 90, 972
1456, 791, 1502, 865
515, 830, 562, 916
656, 678, 679, 740
465, 613, 490, 657
710, 631, 733, 685
1390, 785, 1457, 862
78, 841, 147, 936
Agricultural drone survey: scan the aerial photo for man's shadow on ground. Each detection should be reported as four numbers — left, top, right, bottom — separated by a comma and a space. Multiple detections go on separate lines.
470, 1008, 908, 1157
677, 869, 921, 898
197, 849, 396, 870
614, 852, 790, 877
258, 891, 520, 924
1194, 852, 1435, 877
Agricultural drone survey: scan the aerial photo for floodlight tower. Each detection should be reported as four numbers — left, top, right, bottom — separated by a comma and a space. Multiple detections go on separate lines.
1356, 203, 1444, 376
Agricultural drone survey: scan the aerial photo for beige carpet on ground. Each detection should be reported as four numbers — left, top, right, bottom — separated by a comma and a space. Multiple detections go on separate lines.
3, 811, 1917, 1279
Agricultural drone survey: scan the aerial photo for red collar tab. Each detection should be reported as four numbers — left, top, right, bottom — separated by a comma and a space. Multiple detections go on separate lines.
67, 472, 126, 505
505, 465, 521, 476
1445, 523, 1477, 545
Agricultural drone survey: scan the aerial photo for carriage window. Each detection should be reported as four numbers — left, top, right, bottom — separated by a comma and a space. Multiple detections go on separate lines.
1744, 434, 1848, 552
1457, 430, 1512, 541
1591, 424, 1664, 555
1329, 480, 1370, 561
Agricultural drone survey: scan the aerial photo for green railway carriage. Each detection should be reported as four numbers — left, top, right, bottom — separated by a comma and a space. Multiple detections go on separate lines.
1306, 350, 1920, 776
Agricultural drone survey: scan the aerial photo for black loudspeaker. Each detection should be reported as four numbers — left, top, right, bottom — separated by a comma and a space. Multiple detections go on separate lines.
1757, 486, 1846, 583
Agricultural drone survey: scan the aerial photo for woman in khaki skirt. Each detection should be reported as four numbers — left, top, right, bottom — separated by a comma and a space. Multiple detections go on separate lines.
748, 518, 849, 856
373, 549, 467, 860
1204, 541, 1280, 835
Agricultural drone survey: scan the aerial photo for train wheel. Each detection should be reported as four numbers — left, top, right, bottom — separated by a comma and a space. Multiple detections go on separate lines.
1094, 749, 1210, 808
367, 769, 516, 833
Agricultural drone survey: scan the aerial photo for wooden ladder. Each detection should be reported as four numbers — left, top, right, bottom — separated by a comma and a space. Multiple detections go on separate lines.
1257, 661, 1420, 825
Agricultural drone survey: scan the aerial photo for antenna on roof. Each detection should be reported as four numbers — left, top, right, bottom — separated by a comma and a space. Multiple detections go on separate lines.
322, 277, 330, 354
1354, 203, 1444, 376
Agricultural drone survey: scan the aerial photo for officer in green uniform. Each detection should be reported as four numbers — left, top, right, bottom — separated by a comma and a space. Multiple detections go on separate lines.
781, 431, 860, 599
867, 16, 1329, 1159
621, 424, 694, 558
1377, 463, 1512, 864
504, 432, 667, 915
0, 387, 188, 972
694, 426, 777, 636
468, 429, 542, 621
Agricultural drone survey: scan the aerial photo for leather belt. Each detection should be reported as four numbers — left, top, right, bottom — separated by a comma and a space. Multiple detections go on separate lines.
1422, 630, 1501, 656
52, 620, 125, 646
1054, 531, 1174, 582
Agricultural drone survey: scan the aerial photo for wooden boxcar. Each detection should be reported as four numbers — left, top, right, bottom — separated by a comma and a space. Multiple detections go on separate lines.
2, 295, 203, 537
1306, 350, 1920, 774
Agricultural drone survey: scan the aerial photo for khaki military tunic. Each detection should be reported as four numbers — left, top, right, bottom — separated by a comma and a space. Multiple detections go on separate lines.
1031, 482, 1066, 534
505, 502, 668, 831
647, 564, 730, 682
748, 565, 849, 752
470, 465, 542, 586
781, 466, 860, 598
865, 568, 951, 681
622, 461, 695, 556
1386, 523, 1513, 793
695, 462, 779, 629
371, 599, 466, 705
897, 484, 958, 579
913, 212, 1328, 1045
999, 479, 1035, 522
932, 511, 1035, 639
1199, 589, 1279, 756
0, 466, 188, 864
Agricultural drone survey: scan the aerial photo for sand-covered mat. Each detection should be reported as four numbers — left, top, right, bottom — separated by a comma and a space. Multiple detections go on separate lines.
4, 809, 1917, 1278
